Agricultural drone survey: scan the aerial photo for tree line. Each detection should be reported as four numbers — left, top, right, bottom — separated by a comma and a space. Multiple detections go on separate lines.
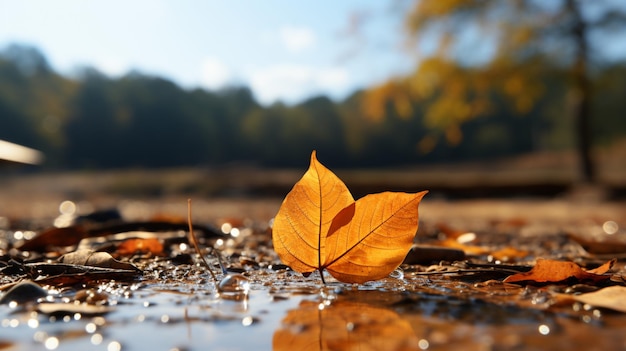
1, 44, 626, 170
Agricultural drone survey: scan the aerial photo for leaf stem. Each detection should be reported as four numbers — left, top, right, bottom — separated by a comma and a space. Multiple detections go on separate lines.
187, 199, 217, 282
319, 268, 326, 284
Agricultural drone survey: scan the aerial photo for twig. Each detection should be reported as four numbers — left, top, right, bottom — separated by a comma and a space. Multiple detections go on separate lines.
187, 199, 217, 282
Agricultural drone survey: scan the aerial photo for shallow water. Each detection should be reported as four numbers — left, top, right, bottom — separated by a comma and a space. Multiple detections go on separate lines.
4, 267, 626, 351
2, 197, 626, 350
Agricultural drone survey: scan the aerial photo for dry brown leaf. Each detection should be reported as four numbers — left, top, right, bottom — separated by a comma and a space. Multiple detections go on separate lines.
60, 250, 140, 271
434, 222, 530, 262
564, 286, 626, 313
117, 238, 164, 256
503, 258, 615, 285
272, 151, 427, 283
567, 233, 626, 255
437, 238, 489, 255
16, 226, 88, 251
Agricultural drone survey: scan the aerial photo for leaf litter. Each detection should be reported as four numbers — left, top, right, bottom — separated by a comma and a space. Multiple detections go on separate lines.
1, 163, 626, 349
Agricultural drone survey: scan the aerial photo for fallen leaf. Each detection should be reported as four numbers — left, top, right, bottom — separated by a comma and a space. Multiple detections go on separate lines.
16, 226, 88, 251
117, 238, 164, 256
567, 233, 626, 255
324, 192, 427, 283
437, 238, 490, 256
60, 250, 140, 271
272, 151, 427, 283
503, 258, 615, 285
586, 259, 616, 275
489, 247, 529, 262
433, 228, 528, 262
564, 286, 626, 313
18, 221, 223, 252
272, 151, 354, 277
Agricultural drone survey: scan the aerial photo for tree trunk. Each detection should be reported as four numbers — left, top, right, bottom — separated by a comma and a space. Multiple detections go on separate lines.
568, 0, 595, 183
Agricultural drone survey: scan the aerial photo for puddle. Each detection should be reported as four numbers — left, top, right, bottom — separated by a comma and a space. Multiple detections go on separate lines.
3, 268, 626, 351
2, 200, 626, 350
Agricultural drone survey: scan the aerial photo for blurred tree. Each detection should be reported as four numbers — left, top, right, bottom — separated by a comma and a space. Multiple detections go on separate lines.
0, 44, 76, 162
364, 0, 626, 182
64, 69, 121, 167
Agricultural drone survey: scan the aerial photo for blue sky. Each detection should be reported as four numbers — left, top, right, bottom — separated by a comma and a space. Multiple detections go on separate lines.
0, 1, 413, 105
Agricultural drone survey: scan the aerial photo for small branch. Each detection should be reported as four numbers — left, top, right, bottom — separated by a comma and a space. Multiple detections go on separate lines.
187, 199, 217, 282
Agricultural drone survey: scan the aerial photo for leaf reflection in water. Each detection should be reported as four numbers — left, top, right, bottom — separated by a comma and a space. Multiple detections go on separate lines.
273, 300, 418, 351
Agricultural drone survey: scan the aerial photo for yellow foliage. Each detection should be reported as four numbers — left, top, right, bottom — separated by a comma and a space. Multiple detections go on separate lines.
417, 135, 437, 154
362, 0, 556, 152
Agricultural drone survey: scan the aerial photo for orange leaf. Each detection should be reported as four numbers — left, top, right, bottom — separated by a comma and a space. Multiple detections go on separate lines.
272, 151, 354, 276
117, 238, 164, 256
272, 151, 427, 284
324, 192, 427, 283
503, 258, 615, 285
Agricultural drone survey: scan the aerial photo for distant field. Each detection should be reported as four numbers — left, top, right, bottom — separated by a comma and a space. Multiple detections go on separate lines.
1, 150, 625, 203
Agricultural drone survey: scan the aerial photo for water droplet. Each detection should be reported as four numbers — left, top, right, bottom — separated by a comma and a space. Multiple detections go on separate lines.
230, 228, 240, 238
44, 337, 59, 350
241, 316, 255, 326
28, 318, 39, 328
221, 223, 232, 234
33, 331, 47, 343
593, 309, 602, 318
85, 323, 97, 333
107, 341, 122, 351
59, 200, 76, 215
217, 274, 250, 299
389, 268, 404, 280
91, 333, 103, 345
603, 221, 619, 235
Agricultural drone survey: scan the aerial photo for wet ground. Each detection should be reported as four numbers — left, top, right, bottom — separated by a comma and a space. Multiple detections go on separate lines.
1, 195, 626, 351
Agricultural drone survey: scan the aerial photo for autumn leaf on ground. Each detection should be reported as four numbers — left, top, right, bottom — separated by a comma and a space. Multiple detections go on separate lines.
503, 258, 615, 285
434, 224, 528, 262
60, 250, 140, 271
556, 286, 626, 313
272, 151, 427, 284
117, 238, 164, 256
567, 233, 626, 255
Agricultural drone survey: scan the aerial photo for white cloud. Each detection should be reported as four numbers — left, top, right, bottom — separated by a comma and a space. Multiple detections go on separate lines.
279, 26, 316, 53
248, 64, 349, 105
200, 57, 231, 90
93, 57, 128, 77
